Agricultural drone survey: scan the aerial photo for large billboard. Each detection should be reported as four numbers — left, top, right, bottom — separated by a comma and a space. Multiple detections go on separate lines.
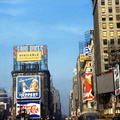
16, 101, 41, 118
13, 45, 47, 62
16, 76, 40, 99
81, 72, 94, 102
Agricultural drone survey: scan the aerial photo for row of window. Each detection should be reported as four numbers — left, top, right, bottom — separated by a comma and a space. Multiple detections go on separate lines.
102, 23, 120, 29
103, 39, 120, 45
104, 49, 120, 53
102, 15, 120, 21
101, 0, 119, 5
101, 7, 120, 13
102, 31, 120, 37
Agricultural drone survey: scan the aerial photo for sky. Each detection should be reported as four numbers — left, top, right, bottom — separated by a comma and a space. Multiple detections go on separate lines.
0, 0, 93, 116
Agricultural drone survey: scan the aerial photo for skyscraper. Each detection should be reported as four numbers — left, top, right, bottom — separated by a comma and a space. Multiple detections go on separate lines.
92, 0, 120, 75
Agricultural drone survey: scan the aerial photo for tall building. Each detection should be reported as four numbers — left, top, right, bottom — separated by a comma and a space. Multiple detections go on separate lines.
11, 45, 52, 120
92, 0, 120, 117
92, 0, 120, 75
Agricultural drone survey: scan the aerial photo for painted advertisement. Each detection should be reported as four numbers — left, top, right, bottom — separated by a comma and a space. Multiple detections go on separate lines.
16, 101, 40, 118
81, 72, 94, 102
114, 64, 120, 96
16, 76, 40, 99
13, 45, 48, 62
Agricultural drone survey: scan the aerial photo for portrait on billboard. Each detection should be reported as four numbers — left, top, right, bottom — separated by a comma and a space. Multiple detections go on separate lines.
16, 76, 40, 99
81, 72, 94, 102
16, 101, 41, 118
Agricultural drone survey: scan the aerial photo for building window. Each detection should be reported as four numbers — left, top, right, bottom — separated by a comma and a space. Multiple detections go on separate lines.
116, 15, 120, 20
102, 23, 106, 29
108, 0, 112, 5
102, 15, 106, 21
108, 7, 112, 13
104, 50, 108, 53
115, 0, 119, 5
110, 39, 114, 44
112, 59, 115, 61
101, 7, 106, 13
103, 31, 107, 37
117, 23, 120, 28
104, 59, 108, 61
111, 50, 115, 53
117, 31, 120, 36
116, 7, 120, 13
110, 31, 114, 37
101, 0, 105, 5
104, 64, 109, 70
109, 15, 113, 21
103, 39, 107, 45
118, 39, 120, 44
109, 23, 114, 29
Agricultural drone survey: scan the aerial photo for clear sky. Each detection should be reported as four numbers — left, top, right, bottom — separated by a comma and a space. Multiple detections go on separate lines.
0, 0, 93, 116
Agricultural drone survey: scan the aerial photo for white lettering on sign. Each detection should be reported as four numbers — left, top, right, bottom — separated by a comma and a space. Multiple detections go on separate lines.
17, 45, 44, 52
17, 46, 28, 52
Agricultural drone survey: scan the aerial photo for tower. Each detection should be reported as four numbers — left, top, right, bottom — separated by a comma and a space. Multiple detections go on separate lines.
92, 0, 120, 75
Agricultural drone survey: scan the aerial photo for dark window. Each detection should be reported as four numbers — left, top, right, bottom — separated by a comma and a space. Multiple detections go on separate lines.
104, 50, 108, 53
115, 0, 119, 5
117, 23, 120, 28
118, 39, 120, 44
103, 39, 107, 45
105, 64, 109, 70
108, 7, 112, 13
111, 50, 115, 53
104, 59, 108, 61
101, 0, 105, 5
112, 59, 115, 61
110, 39, 114, 44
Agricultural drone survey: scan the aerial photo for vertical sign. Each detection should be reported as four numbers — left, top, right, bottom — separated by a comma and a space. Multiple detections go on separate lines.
114, 64, 120, 96
84, 46, 91, 56
81, 73, 94, 102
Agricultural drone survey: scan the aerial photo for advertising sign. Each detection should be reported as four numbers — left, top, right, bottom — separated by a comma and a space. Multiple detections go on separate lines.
80, 54, 92, 62
84, 46, 91, 56
81, 72, 94, 102
16, 101, 40, 118
114, 64, 120, 96
17, 51, 42, 61
13, 45, 48, 62
16, 76, 40, 99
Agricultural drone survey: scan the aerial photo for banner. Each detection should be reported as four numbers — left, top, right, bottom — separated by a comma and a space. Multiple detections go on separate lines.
16, 76, 40, 99
81, 72, 94, 102
16, 101, 40, 118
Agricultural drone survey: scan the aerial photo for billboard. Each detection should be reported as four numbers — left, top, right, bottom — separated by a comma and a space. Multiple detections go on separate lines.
97, 72, 114, 94
16, 101, 41, 118
13, 45, 47, 62
16, 76, 40, 99
81, 72, 94, 102
80, 54, 92, 62
84, 46, 91, 56
114, 64, 120, 96
17, 51, 42, 61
